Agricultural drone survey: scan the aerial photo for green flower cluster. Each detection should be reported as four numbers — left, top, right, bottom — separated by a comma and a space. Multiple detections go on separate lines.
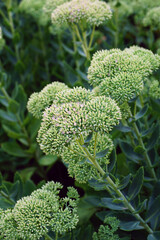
51, 0, 112, 29
149, 79, 160, 99
0, 27, 5, 51
143, 7, 160, 29
27, 81, 69, 118
37, 91, 121, 155
93, 216, 120, 240
88, 46, 160, 104
0, 182, 79, 239
62, 133, 114, 183
19, 0, 69, 26
132, 0, 160, 23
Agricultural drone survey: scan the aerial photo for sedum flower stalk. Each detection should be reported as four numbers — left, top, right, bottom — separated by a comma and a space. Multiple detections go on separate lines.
0, 181, 79, 239
51, 0, 112, 60
88, 46, 160, 181
73, 136, 153, 234
127, 106, 157, 181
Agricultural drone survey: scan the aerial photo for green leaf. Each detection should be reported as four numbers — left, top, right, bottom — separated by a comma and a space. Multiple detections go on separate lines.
146, 125, 159, 150
118, 174, 131, 190
62, 43, 74, 55
96, 148, 109, 158
120, 221, 144, 231
146, 195, 160, 223
0, 110, 17, 122
108, 149, 116, 172
88, 179, 107, 191
128, 167, 144, 200
38, 155, 57, 166
1, 141, 30, 157
77, 69, 88, 81
2, 124, 24, 139
101, 198, 126, 210
148, 232, 160, 240
19, 167, 36, 182
115, 123, 132, 132
13, 85, 27, 113
135, 105, 148, 120
120, 141, 143, 163
84, 133, 93, 143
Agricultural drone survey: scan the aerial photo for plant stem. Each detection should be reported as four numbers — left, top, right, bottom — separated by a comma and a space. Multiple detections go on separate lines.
89, 25, 95, 49
55, 232, 58, 240
127, 107, 157, 181
76, 137, 153, 234
73, 24, 90, 61
132, 120, 157, 181
44, 234, 53, 240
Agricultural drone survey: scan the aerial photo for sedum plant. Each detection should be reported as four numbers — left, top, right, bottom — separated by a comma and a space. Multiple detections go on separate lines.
92, 216, 120, 240
143, 7, 160, 30
0, 181, 79, 240
51, 0, 112, 60
19, 0, 69, 26
27, 44, 160, 239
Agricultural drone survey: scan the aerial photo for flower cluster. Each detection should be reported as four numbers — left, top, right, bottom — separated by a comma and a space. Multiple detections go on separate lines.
88, 46, 160, 104
149, 79, 160, 99
0, 182, 79, 239
37, 93, 121, 155
51, 0, 112, 29
62, 133, 114, 183
93, 216, 120, 240
19, 0, 69, 26
27, 81, 69, 118
143, 7, 160, 29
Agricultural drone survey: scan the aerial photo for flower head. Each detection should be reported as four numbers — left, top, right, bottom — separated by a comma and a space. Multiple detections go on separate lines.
0, 182, 79, 239
88, 47, 160, 104
37, 95, 121, 155
27, 81, 69, 119
143, 7, 160, 29
51, 0, 112, 30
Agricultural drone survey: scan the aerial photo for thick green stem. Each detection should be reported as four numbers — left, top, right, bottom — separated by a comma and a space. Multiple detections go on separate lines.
76, 137, 153, 234
44, 233, 53, 240
73, 24, 90, 61
88, 25, 95, 49
127, 106, 157, 181
55, 232, 58, 240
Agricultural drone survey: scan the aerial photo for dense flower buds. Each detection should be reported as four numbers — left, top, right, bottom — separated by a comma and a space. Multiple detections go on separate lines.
27, 82, 69, 118
51, 0, 112, 29
0, 182, 79, 239
88, 46, 160, 104
37, 94, 121, 155
143, 7, 160, 29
